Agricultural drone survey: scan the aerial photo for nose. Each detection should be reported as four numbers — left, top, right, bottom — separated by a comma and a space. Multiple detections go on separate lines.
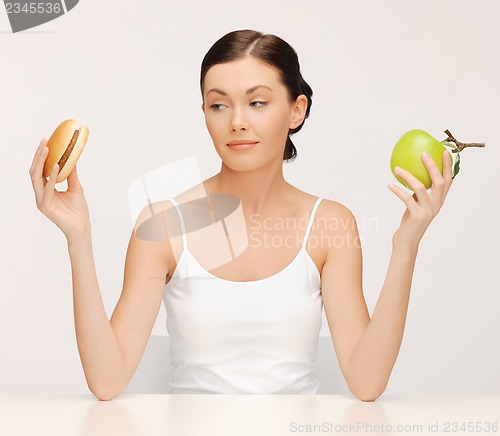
230, 107, 248, 131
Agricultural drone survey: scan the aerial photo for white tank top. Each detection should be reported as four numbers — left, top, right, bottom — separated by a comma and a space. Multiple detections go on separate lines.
163, 196, 324, 394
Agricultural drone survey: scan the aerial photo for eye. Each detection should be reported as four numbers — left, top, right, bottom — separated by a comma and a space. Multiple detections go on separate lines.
209, 103, 225, 111
250, 101, 266, 108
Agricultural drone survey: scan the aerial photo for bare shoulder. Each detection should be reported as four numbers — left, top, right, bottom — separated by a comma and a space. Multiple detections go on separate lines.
313, 198, 362, 270
313, 197, 357, 232
318, 198, 354, 218
289, 191, 358, 273
292, 186, 354, 219
289, 187, 358, 237
317, 198, 358, 240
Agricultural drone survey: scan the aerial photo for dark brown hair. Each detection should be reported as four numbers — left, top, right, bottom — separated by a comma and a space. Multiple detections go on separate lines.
200, 29, 313, 162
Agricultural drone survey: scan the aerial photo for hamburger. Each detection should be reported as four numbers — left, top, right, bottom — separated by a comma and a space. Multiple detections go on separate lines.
43, 119, 89, 183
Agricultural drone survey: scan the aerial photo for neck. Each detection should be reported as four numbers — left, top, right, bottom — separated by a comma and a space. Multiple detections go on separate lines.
214, 160, 291, 215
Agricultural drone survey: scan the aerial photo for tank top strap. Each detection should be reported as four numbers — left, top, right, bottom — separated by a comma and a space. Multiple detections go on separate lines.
301, 197, 323, 250
169, 198, 188, 252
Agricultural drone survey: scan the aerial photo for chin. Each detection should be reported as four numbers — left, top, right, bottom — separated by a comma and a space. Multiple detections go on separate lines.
215, 153, 260, 173
222, 158, 261, 172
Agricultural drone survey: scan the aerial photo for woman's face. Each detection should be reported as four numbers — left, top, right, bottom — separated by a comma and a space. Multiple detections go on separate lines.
201, 56, 307, 172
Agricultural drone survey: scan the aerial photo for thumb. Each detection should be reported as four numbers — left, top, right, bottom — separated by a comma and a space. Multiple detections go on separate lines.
67, 164, 83, 192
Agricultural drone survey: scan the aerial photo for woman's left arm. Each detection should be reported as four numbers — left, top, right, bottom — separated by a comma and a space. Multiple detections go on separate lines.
353, 149, 454, 399
323, 150, 454, 402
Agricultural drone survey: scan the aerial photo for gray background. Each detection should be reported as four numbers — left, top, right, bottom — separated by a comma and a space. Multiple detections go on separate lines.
1, 0, 499, 394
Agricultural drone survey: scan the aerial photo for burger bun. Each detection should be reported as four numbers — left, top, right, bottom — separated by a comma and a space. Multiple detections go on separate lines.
43, 119, 89, 183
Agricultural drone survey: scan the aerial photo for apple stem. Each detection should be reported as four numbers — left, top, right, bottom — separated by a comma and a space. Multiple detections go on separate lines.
443, 129, 486, 153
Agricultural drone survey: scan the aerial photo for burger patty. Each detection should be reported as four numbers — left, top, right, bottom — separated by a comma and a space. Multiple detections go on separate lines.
57, 130, 79, 172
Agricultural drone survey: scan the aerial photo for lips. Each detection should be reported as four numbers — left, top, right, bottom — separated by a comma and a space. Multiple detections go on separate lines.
227, 140, 259, 146
227, 141, 259, 151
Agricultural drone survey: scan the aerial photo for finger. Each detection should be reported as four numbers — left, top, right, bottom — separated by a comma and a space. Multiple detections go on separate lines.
388, 183, 419, 214
442, 149, 454, 198
42, 163, 59, 206
29, 139, 47, 175
67, 164, 83, 192
393, 166, 431, 209
421, 151, 445, 194
31, 143, 50, 206
443, 149, 453, 181
39, 147, 50, 189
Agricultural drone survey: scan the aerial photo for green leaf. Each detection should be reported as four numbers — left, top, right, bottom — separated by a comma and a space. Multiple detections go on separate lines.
441, 140, 457, 149
452, 153, 461, 179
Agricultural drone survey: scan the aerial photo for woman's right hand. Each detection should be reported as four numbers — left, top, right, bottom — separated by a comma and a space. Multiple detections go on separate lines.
30, 138, 91, 241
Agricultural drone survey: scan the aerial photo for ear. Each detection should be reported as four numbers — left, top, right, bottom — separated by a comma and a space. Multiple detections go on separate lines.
201, 101, 205, 114
289, 95, 308, 130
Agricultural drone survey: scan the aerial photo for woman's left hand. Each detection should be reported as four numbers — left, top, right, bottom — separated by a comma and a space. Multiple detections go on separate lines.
388, 149, 454, 249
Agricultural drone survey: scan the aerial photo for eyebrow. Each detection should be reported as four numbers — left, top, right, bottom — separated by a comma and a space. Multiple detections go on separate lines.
206, 85, 273, 97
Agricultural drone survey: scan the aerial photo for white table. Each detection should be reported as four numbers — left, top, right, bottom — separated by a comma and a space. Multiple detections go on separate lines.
0, 394, 498, 436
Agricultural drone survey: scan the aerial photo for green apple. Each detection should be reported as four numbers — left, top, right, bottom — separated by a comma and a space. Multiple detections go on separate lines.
390, 129, 453, 190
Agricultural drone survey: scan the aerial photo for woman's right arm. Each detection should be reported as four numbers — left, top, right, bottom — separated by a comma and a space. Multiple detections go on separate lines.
68, 226, 170, 401
30, 138, 171, 400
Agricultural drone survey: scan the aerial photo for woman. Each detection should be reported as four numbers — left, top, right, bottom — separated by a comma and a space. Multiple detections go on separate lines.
29, 29, 453, 401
